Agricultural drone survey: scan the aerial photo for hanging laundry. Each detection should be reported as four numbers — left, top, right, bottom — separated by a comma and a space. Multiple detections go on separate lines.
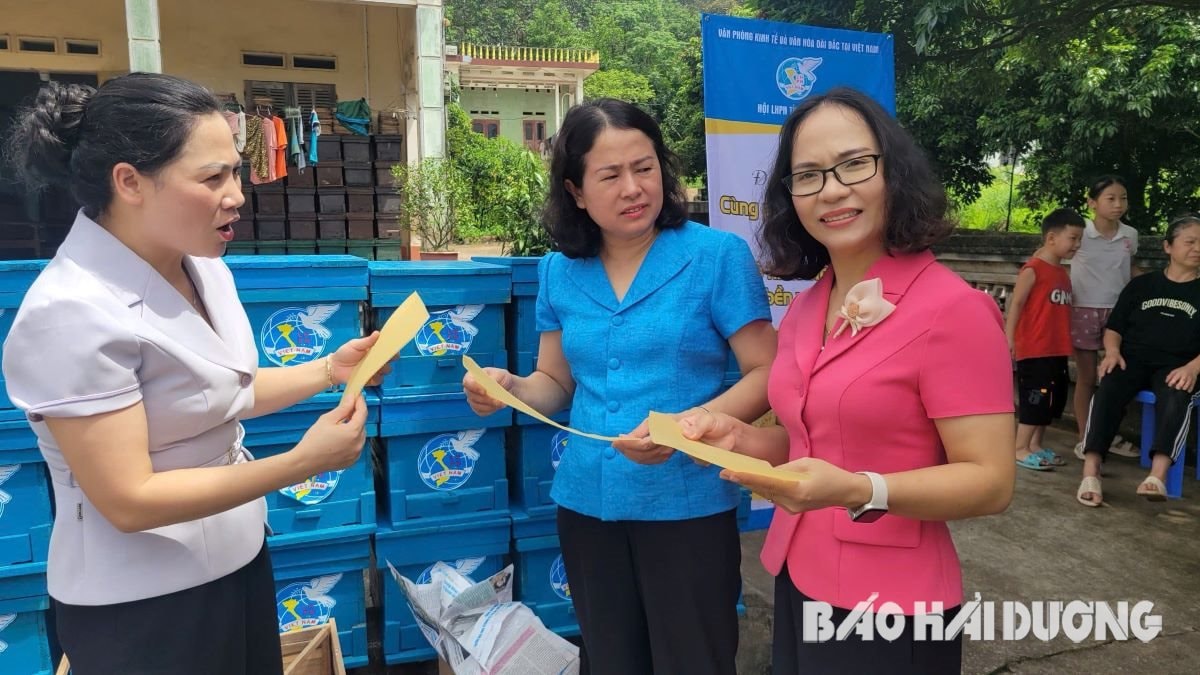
245, 115, 271, 183
284, 106, 306, 171
335, 98, 371, 136
271, 116, 288, 180
308, 109, 321, 165
262, 116, 278, 182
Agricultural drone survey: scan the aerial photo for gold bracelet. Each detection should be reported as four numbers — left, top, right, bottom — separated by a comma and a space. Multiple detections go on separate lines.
324, 355, 335, 388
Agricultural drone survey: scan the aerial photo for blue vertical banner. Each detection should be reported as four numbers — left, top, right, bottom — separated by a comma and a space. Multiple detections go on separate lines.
702, 14, 895, 323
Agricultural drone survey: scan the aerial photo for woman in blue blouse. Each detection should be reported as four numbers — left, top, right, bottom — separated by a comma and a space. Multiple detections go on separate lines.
464, 99, 776, 674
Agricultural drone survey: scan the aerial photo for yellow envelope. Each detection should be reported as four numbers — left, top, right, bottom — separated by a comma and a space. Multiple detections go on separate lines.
646, 411, 806, 482
340, 292, 429, 406
462, 355, 620, 442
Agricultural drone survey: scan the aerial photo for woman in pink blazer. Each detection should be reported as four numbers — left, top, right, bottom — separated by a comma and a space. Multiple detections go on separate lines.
683, 88, 1016, 673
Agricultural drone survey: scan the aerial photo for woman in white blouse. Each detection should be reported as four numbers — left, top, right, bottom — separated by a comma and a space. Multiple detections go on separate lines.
2, 73, 385, 675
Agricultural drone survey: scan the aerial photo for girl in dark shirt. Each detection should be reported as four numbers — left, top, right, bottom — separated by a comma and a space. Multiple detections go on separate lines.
1077, 215, 1200, 505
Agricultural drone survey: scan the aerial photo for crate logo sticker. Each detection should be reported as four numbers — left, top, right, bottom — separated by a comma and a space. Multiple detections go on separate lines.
414, 305, 482, 356
260, 304, 341, 366
550, 555, 571, 600
418, 557, 485, 584
279, 469, 345, 505
418, 429, 483, 491
0, 613, 13, 652
0, 465, 17, 517
276, 573, 342, 633
551, 430, 569, 470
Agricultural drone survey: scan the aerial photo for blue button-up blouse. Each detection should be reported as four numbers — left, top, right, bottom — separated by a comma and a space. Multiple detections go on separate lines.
537, 221, 771, 521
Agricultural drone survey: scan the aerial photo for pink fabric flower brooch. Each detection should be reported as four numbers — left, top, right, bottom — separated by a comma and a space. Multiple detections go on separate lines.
830, 278, 895, 339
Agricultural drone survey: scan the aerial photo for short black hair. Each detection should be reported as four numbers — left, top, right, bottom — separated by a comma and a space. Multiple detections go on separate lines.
1087, 175, 1127, 200
1041, 207, 1086, 236
542, 98, 687, 258
759, 87, 954, 280
4, 72, 220, 218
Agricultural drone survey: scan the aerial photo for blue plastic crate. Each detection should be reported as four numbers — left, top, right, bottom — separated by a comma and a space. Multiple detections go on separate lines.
472, 256, 543, 376
244, 438, 376, 535
0, 593, 52, 675
512, 534, 579, 638
0, 260, 49, 410
225, 255, 368, 370
511, 505, 559, 540
375, 512, 511, 663
379, 393, 511, 526
0, 411, 51, 566
507, 418, 570, 511
0, 560, 46, 602
267, 524, 374, 670
241, 391, 380, 441
369, 261, 510, 396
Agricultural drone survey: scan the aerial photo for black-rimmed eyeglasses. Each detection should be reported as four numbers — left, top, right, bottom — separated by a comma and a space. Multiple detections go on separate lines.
782, 154, 882, 197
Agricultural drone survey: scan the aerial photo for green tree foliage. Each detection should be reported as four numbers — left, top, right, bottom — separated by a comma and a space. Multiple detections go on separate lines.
584, 70, 656, 106
445, 103, 552, 255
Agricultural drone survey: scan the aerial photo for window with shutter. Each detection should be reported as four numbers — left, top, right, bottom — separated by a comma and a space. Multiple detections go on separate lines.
244, 81, 336, 112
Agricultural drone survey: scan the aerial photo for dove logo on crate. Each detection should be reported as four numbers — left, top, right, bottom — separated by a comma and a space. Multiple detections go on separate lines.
417, 556, 485, 584
550, 430, 569, 471
278, 469, 344, 505
0, 614, 13, 653
417, 430, 484, 491
276, 573, 343, 633
550, 555, 571, 601
0, 465, 17, 517
260, 304, 341, 366
413, 305, 483, 356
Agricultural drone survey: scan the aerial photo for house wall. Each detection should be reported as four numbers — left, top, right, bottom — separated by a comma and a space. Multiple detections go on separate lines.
459, 86, 555, 145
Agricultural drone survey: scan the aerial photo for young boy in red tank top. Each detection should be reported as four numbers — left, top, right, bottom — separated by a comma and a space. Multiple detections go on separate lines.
1005, 209, 1086, 469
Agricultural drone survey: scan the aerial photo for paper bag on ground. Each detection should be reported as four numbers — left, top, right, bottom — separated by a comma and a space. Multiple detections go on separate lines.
388, 561, 579, 675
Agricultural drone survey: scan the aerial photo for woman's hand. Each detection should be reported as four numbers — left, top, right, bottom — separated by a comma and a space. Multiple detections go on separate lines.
612, 416, 675, 465
1165, 363, 1200, 391
463, 367, 515, 416
678, 409, 744, 454
1098, 351, 1126, 379
294, 395, 369, 475
719, 458, 870, 515
328, 331, 391, 386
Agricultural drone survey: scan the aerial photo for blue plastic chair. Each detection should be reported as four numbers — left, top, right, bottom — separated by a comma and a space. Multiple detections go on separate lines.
1134, 390, 1192, 499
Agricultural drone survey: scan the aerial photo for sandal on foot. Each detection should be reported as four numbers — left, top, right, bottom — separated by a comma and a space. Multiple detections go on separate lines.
1017, 454, 1052, 471
1111, 441, 1140, 458
1077, 476, 1102, 507
1136, 476, 1168, 501
1035, 449, 1067, 467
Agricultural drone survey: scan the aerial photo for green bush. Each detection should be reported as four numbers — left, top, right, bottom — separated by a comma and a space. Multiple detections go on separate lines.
392, 157, 471, 252
446, 103, 552, 255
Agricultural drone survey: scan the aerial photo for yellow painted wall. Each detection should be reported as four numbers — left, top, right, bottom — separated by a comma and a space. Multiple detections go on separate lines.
160, 0, 415, 108
1, 0, 422, 154
0, 0, 130, 77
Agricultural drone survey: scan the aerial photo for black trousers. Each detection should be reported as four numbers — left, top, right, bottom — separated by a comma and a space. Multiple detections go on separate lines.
556, 506, 741, 675
54, 540, 283, 675
1084, 359, 1200, 462
773, 566, 962, 674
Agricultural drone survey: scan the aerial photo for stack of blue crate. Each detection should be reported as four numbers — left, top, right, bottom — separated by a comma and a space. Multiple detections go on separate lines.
470, 256, 580, 638
368, 261, 516, 665
0, 260, 54, 675
226, 255, 376, 670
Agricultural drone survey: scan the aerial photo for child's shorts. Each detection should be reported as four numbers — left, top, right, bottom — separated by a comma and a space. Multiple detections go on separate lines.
1070, 307, 1112, 351
1016, 356, 1069, 426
